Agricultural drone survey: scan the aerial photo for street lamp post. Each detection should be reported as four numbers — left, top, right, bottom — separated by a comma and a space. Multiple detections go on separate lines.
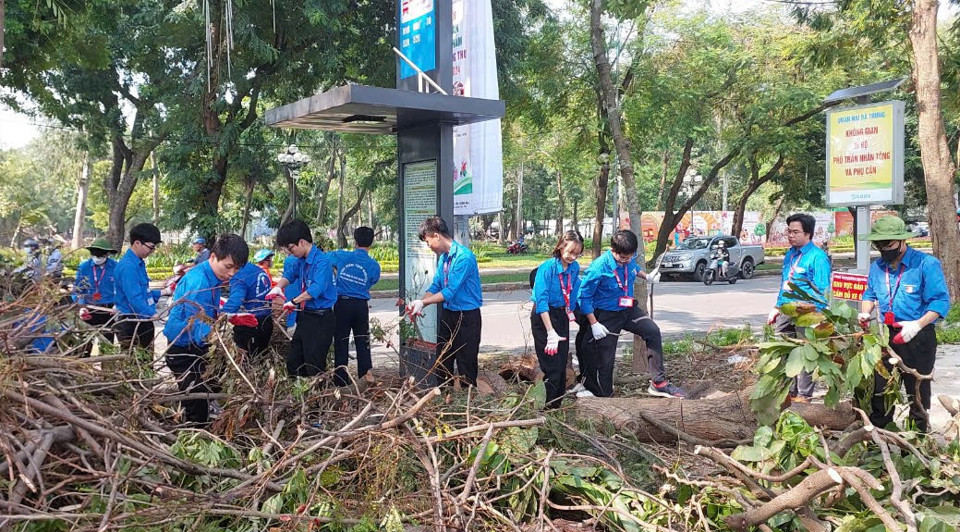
682, 169, 702, 235
277, 145, 311, 223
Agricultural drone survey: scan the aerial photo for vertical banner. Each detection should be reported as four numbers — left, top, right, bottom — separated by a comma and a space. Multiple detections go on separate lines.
826, 101, 905, 206
452, 0, 503, 215
399, 0, 437, 79
402, 160, 439, 343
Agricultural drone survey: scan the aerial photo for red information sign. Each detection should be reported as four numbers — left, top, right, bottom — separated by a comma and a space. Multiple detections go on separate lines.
832, 272, 868, 301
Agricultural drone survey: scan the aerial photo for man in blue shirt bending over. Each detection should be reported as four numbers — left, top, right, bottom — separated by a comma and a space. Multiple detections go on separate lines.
163, 234, 247, 425
860, 216, 950, 432
766, 213, 831, 404
330, 226, 381, 385
268, 220, 338, 379
222, 249, 275, 360
114, 223, 172, 350
576, 230, 682, 399
406, 216, 483, 388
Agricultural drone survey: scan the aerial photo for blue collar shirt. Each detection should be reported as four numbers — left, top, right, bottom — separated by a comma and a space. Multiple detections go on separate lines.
73, 258, 118, 305
577, 251, 640, 315
114, 249, 161, 318
163, 261, 223, 347
531, 257, 581, 314
426, 240, 482, 311
281, 245, 338, 311
862, 246, 951, 322
222, 262, 273, 318
330, 249, 381, 300
776, 241, 831, 309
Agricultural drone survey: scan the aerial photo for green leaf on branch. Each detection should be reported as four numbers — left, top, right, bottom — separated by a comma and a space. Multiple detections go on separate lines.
784, 347, 807, 377
796, 312, 825, 327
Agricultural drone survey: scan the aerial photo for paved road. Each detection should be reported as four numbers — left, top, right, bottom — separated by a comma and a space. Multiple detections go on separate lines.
366, 276, 782, 360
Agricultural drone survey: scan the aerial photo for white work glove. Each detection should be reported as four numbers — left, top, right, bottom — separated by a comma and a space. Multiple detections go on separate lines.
160, 286, 174, 297
858, 312, 872, 327
545, 329, 565, 355
406, 299, 424, 317
590, 322, 610, 340
646, 268, 661, 284
78, 307, 92, 321
766, 309, 780, 326
266, 286, 285, 300
892, 320, 922, 344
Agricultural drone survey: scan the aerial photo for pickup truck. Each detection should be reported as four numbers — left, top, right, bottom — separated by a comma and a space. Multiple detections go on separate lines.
657, 235, 765, 281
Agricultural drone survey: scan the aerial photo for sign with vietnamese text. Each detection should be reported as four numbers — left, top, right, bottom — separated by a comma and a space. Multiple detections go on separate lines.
399, 0, 436, 79
402, 160, 439, 342
831, 272, 868, 301
825, 101, 904, 206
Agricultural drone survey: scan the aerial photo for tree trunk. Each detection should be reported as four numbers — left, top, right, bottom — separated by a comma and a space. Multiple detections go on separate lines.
590, 0, 640, 238
71, 153, 91, 249
766, 196, 784, 241
554, 169, 565, 234
655, 149, 669, 211
593, 131, 611, 258
909, 0, 960, 299
240, 177, 255, 239
338, 187, 367, 248
0, 0, 5, 72
574, 389, 857, 444
731, 154, 785, 238
105, 138, 158, 249
280, 168, 297, 226
151, 152, 160, 225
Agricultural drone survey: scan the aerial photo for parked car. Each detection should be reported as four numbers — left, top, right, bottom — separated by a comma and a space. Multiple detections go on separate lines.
658, 235, 765, 281
906, 221, 929, 238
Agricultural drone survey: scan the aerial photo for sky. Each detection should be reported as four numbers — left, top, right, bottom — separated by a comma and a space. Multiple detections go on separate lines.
1, 0, 957, 150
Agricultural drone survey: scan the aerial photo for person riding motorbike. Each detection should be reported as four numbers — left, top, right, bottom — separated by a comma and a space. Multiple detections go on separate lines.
716, 240, 730, 279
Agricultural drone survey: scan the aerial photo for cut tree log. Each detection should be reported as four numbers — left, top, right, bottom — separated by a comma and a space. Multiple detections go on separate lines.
498, 353, 543, 382
574, 388, 857, 445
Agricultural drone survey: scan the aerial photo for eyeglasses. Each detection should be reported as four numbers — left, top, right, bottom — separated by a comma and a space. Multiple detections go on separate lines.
284, 243, 298, 253
872, 240, 898, 251
786, 230, 805, 236
142, 242, 157, 251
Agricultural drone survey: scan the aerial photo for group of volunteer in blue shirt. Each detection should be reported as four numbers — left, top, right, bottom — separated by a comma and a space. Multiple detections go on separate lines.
72, 221, 382, 425
767, 213, 950, 432
71, 211, 951, 430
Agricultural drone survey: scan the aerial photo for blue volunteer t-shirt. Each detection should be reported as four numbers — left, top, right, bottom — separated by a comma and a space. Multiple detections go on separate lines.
115, 249, 161, 318
163, 261, 223, 347
776, 241, 831, 309
73, 258, 118, 305
426, 240, 482, 311
282, 245, 337, 311
862, 246, 950, 322
578, 251, 639, 315
330, 249, 381, 300
531, 257, 581, 313
222, 262, 273, 318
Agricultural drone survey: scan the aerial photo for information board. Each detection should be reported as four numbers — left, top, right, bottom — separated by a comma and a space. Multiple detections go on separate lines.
832, 272, 869, 302
402, 160, 439, 342
825, 101, 905, 206
399, 0, 437, 79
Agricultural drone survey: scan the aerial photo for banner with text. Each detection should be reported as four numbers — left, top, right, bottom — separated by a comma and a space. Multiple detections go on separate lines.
399, 0, 436, 79
826, 101, 904, 206
832, 272, 868, 302
452, 0, 503, 215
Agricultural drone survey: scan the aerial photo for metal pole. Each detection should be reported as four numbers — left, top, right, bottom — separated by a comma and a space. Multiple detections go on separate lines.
855, 205, 870, 272
516, 160, 523, 238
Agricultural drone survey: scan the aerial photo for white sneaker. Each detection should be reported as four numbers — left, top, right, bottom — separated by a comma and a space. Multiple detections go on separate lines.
576, 388, 595, 398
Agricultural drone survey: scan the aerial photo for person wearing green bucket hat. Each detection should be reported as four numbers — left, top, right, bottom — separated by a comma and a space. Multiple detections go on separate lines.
74, 238, 121, 337
859, 215, 951, 432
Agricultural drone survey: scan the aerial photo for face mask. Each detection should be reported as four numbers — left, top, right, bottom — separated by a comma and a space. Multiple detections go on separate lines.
880, 244, 901, 263
93, 256, 108, 266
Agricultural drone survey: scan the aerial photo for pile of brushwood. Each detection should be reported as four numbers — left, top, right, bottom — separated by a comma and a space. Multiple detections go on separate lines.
1, 280, 959, 531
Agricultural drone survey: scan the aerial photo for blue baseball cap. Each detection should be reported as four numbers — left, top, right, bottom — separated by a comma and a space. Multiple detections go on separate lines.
192, 237, 206, 245
253, 249, 275, 263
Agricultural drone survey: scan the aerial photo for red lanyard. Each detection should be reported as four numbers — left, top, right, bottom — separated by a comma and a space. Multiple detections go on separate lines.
885, 265, 905, 311
612, 265, 629, 295
91, 264, 105, 294
443, 255, 453, 287
786, 250, 803, 282
558, 271, 572, 308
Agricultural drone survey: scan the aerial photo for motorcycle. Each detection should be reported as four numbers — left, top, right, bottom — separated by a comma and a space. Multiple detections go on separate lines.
703, 250, 739, 286
506, 240, 528, 254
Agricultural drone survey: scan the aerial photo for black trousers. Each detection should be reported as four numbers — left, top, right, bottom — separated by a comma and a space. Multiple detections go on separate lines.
288, 309, 335, 378
83, 306, 116, 341
166, 343, 212, 425
115, 317, 154, 351
530, 307, 571, 409
575, 303, 665, 397
335, 298, 372, 386
233, 315, 274, 360
436, 308, 482, 387
870, 324, 937, 432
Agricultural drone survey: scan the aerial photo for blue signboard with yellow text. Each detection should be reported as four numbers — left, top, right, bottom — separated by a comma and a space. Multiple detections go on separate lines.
399, 0, 437, 78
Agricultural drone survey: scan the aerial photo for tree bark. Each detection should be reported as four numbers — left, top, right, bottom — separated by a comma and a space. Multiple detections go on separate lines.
590, 0, 640, 238
105, 137, 160, 249
71, 153, 92, 249
280, 168, 297, 227
909, 0, 960, 299
593, 128, 611, 258
575, 390, 857, 444
240, 177, 255, 238
731, 154, 784, 238
554, 169, 565, 234
0, 0, 5, 72
338, 187, 367, 248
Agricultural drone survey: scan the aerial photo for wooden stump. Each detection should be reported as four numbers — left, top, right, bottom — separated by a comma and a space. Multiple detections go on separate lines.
498, 353, 543, 382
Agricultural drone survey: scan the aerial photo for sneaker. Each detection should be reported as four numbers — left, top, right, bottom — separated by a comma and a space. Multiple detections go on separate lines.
648, 381, 686, 399
208, 400, 224, 419
575, 388, 595, 398
569, 383, 586, 395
